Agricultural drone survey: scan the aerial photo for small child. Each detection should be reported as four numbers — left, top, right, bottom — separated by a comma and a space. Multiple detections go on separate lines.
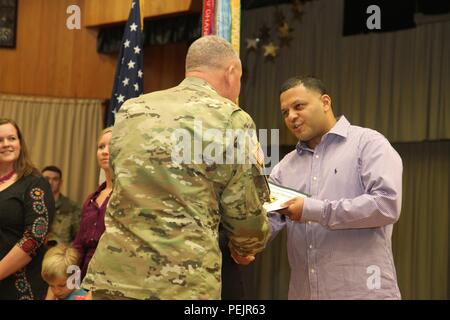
41, 244, 87, 300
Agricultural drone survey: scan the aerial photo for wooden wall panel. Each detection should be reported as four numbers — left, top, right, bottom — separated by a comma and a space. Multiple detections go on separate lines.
0, 0, 189, 100
84, 0, 201, 27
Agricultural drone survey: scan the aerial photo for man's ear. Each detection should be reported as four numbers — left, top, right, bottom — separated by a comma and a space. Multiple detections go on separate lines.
321, 94, 332, 112
224, 64, 234, 85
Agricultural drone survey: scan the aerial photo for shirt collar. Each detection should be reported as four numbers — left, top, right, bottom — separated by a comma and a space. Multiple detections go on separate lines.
295, 141, 312, 155
328, 115, 350, 138
180, 77, 217, 94
296, 115, 350, 155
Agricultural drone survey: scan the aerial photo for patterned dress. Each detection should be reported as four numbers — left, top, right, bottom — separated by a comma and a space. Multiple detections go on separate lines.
0, 174, 55, 300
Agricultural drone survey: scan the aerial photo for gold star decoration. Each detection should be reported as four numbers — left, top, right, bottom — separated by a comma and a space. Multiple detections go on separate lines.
263, 42, 279, 59
278, 22, 293, 39
246, 38, 259, 50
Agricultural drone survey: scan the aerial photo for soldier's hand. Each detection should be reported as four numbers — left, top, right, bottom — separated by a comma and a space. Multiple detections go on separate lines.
278, 196, 304, 221
228, 242, 255, 265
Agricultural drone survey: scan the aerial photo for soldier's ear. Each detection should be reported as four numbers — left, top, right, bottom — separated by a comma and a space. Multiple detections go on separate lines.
224, 64, 233, 79
224, 64, 236, 87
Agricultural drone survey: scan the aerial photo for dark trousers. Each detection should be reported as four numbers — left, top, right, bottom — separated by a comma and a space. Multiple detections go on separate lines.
219, 228, 246, 300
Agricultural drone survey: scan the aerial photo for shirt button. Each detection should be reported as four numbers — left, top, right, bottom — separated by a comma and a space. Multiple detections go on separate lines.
315, 155, 319, 159
310, 268, 315, 273
313, 177, 317, 181
309, 245, 313, 249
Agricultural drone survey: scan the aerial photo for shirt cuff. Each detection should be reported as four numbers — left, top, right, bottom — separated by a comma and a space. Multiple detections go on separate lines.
301, 198, 325, 224
17, 237, 39, 257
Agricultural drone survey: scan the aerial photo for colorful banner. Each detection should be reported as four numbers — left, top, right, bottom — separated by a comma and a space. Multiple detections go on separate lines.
230, 0, 240, 54
202, 0, 216, 35
202, 0, 240, 55
216, 0, 231, 41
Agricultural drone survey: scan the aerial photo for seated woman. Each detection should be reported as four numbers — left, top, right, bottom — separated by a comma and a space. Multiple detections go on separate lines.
72, 128, 112, 280
0, 118, 55, 300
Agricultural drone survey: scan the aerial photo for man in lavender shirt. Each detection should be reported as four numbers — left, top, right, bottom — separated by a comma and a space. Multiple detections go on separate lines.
269, 76, 402, 299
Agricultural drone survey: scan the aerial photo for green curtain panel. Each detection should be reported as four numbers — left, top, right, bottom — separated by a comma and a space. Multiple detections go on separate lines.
392, 141, 450, 299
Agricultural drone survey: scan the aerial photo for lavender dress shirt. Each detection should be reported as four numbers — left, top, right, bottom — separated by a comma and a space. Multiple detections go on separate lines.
269, 116, 402, 299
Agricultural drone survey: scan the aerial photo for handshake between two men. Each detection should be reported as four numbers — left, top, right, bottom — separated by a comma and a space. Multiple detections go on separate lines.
229, 191, 306, 265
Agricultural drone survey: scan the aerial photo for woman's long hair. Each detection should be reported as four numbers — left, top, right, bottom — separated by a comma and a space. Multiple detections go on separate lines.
0, 118, 38, 179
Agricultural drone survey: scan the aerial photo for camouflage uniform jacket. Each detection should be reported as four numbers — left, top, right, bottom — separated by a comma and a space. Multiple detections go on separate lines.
47, 194, 81, 245
82, 77, 270, 299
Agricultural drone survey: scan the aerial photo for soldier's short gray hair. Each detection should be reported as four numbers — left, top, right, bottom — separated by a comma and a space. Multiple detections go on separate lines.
186, 35, 239, 72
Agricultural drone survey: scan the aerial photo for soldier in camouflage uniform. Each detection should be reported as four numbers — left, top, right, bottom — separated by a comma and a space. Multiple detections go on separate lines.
42, 166, 81, 245
82, 35, 270, 300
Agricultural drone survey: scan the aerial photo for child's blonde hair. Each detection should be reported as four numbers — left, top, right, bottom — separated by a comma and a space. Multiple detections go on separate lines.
41, 244, 80, 283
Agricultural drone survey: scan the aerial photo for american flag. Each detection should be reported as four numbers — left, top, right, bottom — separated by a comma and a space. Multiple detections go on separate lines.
106, 0, 144, 126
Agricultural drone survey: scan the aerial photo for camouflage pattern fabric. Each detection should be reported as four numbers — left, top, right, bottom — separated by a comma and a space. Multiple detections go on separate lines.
82, 77, 270, 300
47, 194, 81, 245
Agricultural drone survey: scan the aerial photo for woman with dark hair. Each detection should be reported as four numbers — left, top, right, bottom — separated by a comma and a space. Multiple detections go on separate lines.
0, 118, 55, 300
